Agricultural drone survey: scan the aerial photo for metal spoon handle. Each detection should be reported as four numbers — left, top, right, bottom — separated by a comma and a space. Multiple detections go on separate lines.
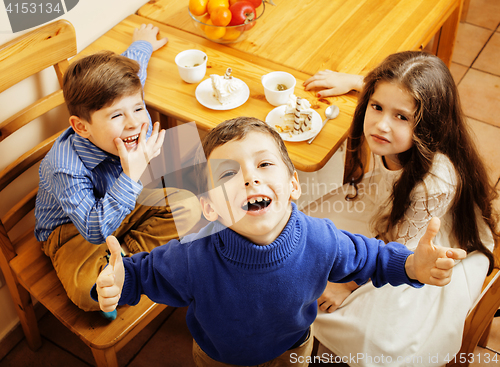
308, 118, 329, 144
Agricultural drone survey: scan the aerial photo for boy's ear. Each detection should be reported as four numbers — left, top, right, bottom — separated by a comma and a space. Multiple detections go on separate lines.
200, 196, 219, 222
290, 171, 301, 201
69, 115, 91, 139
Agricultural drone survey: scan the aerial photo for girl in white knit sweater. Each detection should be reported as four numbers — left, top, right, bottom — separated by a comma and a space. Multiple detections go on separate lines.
303, 51, 498, 366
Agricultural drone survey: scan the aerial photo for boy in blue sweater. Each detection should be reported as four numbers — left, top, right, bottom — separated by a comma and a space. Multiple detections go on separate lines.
95, 117, 466, 366
35, 24, 201, 314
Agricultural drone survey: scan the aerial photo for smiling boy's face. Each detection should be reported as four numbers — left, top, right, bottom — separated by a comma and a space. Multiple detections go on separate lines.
69, 90, 148, 156
200, 131, 301, 246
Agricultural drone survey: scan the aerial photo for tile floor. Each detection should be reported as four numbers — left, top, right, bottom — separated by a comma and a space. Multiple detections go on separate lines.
1, 0, 500, 365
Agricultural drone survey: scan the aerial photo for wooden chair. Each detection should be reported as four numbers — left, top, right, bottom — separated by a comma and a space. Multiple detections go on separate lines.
447, 238, 500, 367
0, 20, 167, 367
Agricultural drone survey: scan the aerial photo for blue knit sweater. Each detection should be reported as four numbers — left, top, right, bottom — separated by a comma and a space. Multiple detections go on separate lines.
118, 203, 421, 365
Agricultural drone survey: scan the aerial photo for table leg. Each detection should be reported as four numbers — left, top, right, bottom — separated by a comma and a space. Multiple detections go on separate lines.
434, 0, 462, 68
461, 0, 470, 22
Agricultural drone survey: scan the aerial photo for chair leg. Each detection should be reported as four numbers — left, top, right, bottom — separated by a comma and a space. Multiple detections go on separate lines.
91, 346, 119, 367
15, 285, 42, 350
0, 256, 42, 350
478, 321, 492, 347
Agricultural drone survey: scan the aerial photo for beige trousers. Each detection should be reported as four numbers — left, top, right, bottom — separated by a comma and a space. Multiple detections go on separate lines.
192, 328, 314, 367
41, 188, 201, 311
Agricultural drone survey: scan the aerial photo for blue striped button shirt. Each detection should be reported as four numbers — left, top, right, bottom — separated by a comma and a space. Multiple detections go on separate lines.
34, 41, 154, 244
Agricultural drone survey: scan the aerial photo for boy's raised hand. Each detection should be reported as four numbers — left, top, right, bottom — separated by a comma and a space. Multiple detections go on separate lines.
405, 217, 467, 286
115, 121, 165, 182
96, 236, 125, 312
133, 23, 168, 51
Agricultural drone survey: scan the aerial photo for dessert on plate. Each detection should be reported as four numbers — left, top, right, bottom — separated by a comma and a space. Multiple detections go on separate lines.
274, 94, 314, 135
210, 68, 245, 105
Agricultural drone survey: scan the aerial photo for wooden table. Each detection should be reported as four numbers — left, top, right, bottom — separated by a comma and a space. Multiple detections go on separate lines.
79, 14, 354, 172
138, 0, 462, 74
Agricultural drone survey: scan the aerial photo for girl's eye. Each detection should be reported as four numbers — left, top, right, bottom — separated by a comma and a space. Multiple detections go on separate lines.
135, 106, 144, 112
259, 162, 272, 168
111, 114, 122, 119
371, 104, 382, 111
397, 114, 408, 121
220, 171, 236, 179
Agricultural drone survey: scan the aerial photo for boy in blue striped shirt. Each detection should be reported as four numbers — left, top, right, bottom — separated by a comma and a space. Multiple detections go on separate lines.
34, 24, 201, 314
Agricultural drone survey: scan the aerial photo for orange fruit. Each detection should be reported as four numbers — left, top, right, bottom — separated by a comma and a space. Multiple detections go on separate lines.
199, 13, 211, 31
207, 0, 229, 14
210, 6, 232, 26
189, 0, 209, 16
222, 27, 241, 41
204, 18, 226, 39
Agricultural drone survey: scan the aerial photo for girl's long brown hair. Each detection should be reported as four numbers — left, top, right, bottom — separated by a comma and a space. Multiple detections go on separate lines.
345, 51, 497, 273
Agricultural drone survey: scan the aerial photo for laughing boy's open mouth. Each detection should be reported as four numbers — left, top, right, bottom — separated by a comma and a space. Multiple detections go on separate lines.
242, 196, 272, 211
122, 133, 139, 146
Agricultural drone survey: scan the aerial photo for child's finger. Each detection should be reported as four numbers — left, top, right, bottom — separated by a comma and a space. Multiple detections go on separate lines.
446, 248, 467, 260
99, 288, 121, 303
427, 267, 452, 285
137, 123, 148, 145
114, 137, 129, 164
96, 268, 115, 288
97, 284, 118, 298
146, 122, 165, 156
157, 37, 169, 48
435, 257, 455, 270
99, 298, 118, 313
418, 217, 441, 249
151, 120, 161, 136
152, 128, 166, 153
317, 89, 342, 98
430, 267, 452, 281
106, 236, 123, 269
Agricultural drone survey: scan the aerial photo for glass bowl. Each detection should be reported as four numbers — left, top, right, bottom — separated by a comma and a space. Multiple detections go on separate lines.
188, 2, 265, 44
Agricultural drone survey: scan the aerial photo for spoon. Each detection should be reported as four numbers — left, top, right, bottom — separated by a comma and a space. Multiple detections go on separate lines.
307, 105, 339, 144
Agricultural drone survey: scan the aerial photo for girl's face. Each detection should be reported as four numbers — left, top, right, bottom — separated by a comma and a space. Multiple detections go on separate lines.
363, 81, 416, 170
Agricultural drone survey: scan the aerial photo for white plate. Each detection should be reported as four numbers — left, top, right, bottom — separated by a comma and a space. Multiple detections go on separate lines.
195, 78, 250, 110
265, 105, 322, 142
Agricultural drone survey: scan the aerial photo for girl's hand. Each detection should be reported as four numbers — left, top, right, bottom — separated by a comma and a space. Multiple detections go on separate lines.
405, 217, 467, 286
303, 70, 364, 98
133, 23, 168, 51
115, 121, 166, 182
317, 281, 359, 313
96, 236, 125, 312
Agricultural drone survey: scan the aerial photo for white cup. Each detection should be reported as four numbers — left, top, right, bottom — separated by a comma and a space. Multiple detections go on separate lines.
261, 71, 296, 106
175, 50, 207, 84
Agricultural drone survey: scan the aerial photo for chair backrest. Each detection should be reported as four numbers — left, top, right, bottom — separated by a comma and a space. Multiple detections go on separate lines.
0, 19, 76, 266
447, 238, 500, 366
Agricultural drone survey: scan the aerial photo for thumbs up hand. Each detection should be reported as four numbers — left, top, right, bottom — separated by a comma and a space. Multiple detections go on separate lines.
96, 236, 125, 312
405, 217, 467, 286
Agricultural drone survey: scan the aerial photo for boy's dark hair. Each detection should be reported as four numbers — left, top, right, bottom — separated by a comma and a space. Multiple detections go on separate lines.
196, 117, 295, 195
63, 50, 142, 122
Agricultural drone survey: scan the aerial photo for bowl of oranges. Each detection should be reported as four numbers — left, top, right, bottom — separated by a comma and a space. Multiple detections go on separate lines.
188, 0, 265, 44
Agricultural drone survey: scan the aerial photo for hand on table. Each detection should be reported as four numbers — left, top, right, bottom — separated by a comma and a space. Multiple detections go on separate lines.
303, 70, 364, 98
405, 217, 467, 286
318, 281, 359, 313
133, 23, 168, 51
115, 121, 165, 182
96, 236, 125, 312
